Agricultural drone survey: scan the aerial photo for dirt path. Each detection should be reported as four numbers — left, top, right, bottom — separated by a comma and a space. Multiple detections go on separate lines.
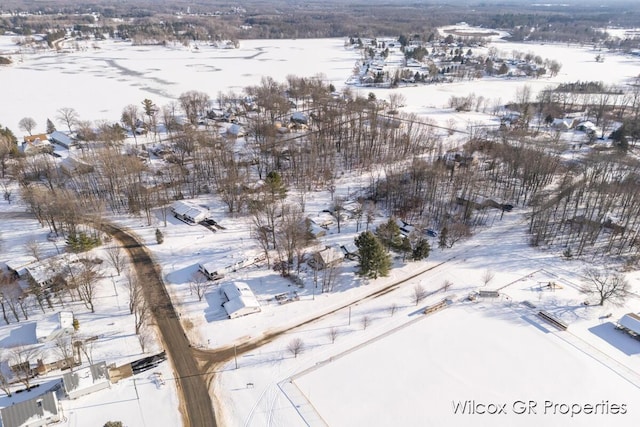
102, 223, 217, 427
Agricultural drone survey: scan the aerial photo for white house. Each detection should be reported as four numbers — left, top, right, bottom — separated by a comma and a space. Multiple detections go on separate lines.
220, 282, 261, 319
0, 391, 61, 427
171, 200, 209, 224
62, 361, 111, 399
36, 311, 75, 343
310, 246, 344, 270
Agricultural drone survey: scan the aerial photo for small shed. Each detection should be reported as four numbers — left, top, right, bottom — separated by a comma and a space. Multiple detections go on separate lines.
220, 282, 261, 319
617, 313, 640, 337
0, 391, 61, 427
62, 361, 111, 399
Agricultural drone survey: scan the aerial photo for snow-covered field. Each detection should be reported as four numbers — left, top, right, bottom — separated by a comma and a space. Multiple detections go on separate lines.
1, 26, 640, 427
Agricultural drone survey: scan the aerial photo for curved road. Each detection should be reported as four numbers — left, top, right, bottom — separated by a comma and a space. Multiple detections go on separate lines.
102, 224, 216, 427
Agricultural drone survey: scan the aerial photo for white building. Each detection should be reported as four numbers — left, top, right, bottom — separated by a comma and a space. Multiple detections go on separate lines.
220, 282, 261, 319
36, 311, 75, 343
171, 200, 209, 224
0, 391, 61, 427
62, 361, 111, 399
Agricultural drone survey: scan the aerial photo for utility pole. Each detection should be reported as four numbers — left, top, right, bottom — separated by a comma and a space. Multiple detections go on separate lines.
234, 345, 238, 369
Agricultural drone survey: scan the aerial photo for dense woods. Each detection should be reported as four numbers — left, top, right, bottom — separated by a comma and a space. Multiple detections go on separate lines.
1, 1, 640, 50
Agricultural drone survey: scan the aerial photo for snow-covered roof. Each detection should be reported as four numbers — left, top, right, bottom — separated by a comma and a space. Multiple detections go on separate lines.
221, 282, 260, 318
314, 246, 344, 266
171, 200, 209, 222
4, 256, 37, 277
49, 130, 74, 147
0, 391, 60, 427
226, 123, 244, 136
59, 155, 94, 174
618, 312, 640, 335
62, 362, 110, 399
36, 311, 75, 343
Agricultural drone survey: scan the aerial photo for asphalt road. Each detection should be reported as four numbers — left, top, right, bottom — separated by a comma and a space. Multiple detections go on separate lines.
103, 223, 217, 427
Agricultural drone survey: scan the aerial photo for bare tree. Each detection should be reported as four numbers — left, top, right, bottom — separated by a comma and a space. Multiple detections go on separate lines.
105, 245, 127, 276
75, 262, 100, 313
137, 325, 151, 353
287, 338, 305, 358
581, 269, 630, 306
24, 239, 43, 261
75, 335, 96, 366
361, 315, 371, 330
54, 335, 76, 371
442, 279, 453, 292
18, 117, 37, 136
57, 107, 79, 133
121, 104, 140, 146
134, 296, 149, 335
411, 284, 428, 306
388, 302, 398, 316
0, 350, 13, 396
125, 269, 141, 315
189, 271, 211, 302
328, 327, 339, 344
482, 270, 495, 287
9, 345, 39, 390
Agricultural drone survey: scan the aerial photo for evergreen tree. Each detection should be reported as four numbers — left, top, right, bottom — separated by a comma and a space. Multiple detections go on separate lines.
264, 171, 287, 201
411, 238, 431, 261
46, 118, 56, 134
438, 226, 449, 249
355, 231, 391, 279
155, 228, 164, 244
400, 236, 412, 261
375, 218, 402, 251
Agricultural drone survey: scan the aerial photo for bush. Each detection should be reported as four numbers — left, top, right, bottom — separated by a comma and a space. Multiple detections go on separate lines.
155, 228, 164, 244
104, 422, 123, 427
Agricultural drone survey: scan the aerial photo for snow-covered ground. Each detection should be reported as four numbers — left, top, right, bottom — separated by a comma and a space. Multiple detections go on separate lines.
1, 28, 640, 427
